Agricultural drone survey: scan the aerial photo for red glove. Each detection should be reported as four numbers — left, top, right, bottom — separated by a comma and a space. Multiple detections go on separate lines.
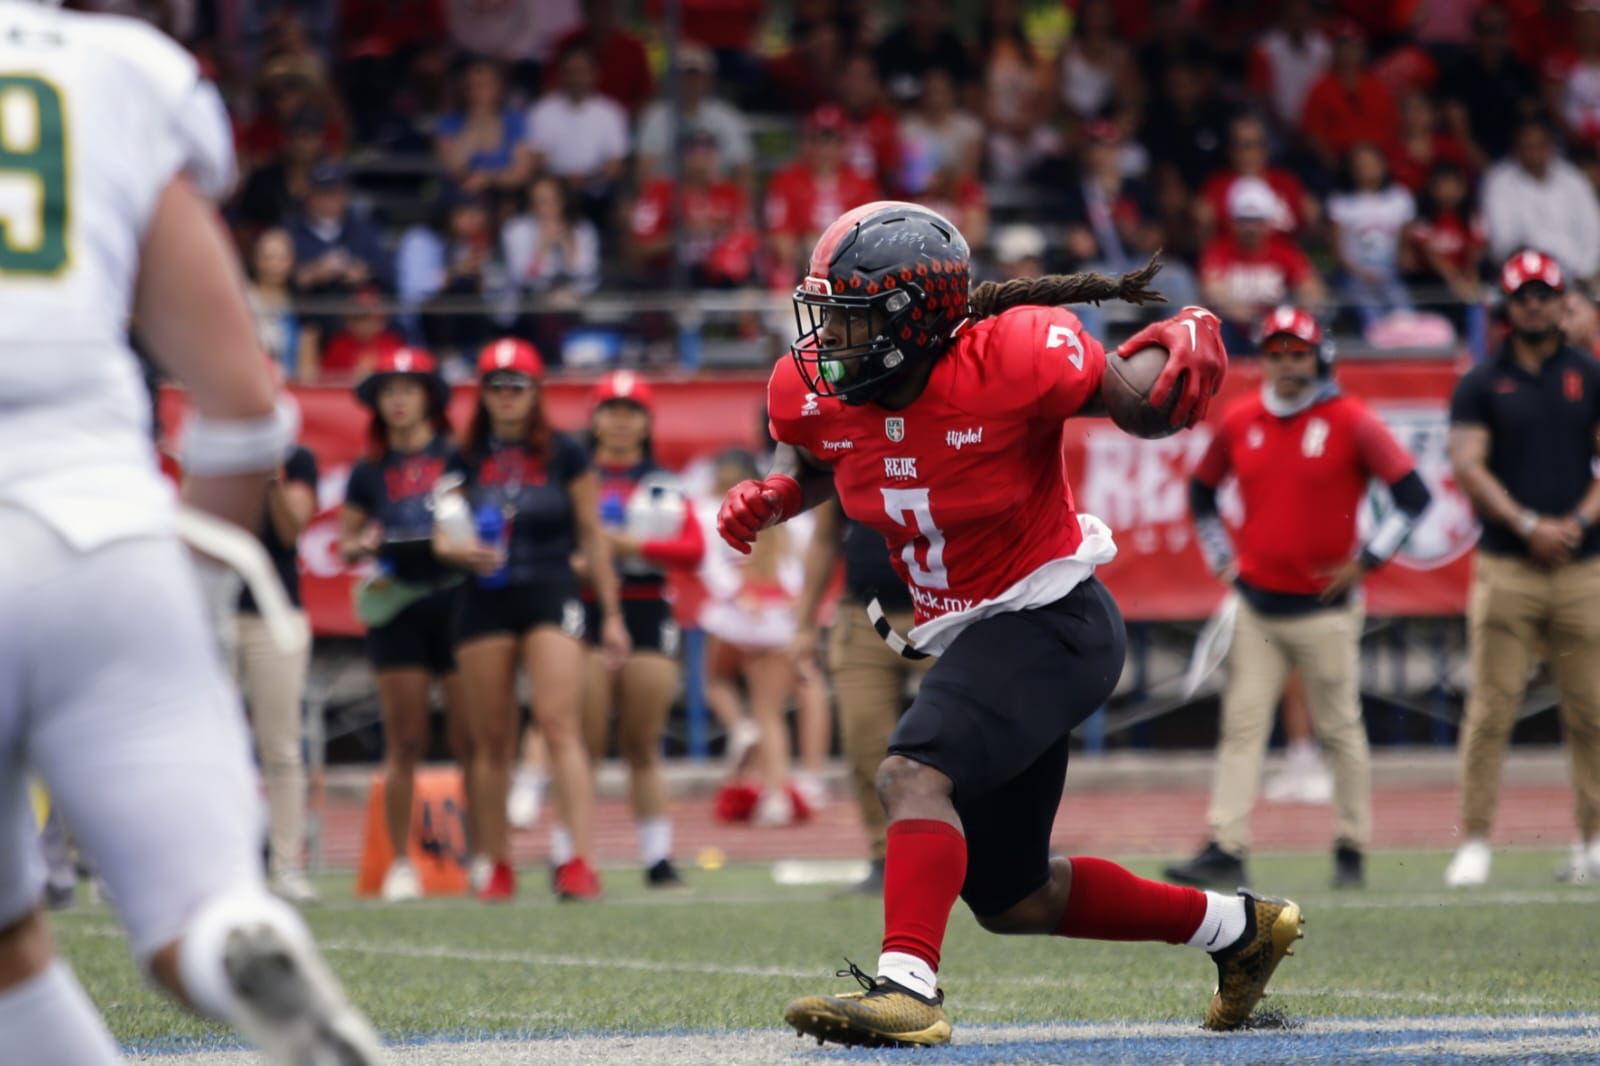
717, 474, 803, 554
1115, 306, 1228, 429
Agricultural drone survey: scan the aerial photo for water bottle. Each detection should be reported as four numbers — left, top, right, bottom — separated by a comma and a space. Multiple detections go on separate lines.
474, 504, 509, 589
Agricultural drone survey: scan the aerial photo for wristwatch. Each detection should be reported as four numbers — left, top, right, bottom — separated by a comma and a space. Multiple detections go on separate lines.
1577, 512, 1594, 534
1516, 510, 1539, 538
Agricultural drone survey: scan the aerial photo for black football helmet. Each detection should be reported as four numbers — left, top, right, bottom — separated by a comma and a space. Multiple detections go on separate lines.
790, 201, 971, 406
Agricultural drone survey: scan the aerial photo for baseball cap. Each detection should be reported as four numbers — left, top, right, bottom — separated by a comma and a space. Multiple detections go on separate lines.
592, 369, 655, 411
1257, 305, 1323, 347
308, 160, 348, 188
994, 224, 1047, 265
477, 337, 545, 379
678, 43, 714, 74
1500, 249, 1565, 294
805, 105, 848, 136
1227, 176, 1278, 221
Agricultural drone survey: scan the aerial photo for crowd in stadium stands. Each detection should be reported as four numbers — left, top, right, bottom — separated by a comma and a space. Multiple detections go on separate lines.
83, 0, 1600, 381
35, 0, 1596, 906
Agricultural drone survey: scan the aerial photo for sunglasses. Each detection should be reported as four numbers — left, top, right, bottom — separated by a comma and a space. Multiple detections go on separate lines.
484, 378, 533, 394
1508, 286, 1560, 305
1260, 343, 1316, 361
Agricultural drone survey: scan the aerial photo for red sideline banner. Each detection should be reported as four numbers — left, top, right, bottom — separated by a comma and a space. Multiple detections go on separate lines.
160, 358, 1477, 635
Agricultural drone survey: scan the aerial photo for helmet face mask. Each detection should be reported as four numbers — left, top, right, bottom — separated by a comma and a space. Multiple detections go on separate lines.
791, 286, 913, 405
789, 201, 971, 407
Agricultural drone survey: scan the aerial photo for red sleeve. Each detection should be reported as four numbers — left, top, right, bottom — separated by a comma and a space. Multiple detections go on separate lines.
1300, 78, 1333, 140
1191, 416, 1233, 487
639, 500, 706, 569
1350, 404, 1416, 484
996, 306, 1106, 421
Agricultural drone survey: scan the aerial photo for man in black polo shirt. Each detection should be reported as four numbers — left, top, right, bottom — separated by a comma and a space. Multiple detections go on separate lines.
1446, 250, 1600, 886
792, 500, 933, 895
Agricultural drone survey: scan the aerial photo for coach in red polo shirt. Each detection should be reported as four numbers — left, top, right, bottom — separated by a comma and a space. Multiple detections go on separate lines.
1167, 307, 1432, 891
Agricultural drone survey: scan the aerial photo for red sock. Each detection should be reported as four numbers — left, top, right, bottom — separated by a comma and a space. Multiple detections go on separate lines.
1053, 856, 1207, 944
880, 820, 967, 972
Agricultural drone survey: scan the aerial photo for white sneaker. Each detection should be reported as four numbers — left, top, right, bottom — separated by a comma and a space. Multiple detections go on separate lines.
793, 772, 828, 812
753, 788, 795, 828
381, 861, 421, 902
221, 919, 385, 1065
467, 854, 493, 894
725, 720, 760, 774
269, 869, 319, 905
507, 771, 545, 829
1263, 759, 1334, 805
1445, 839, 1491, 887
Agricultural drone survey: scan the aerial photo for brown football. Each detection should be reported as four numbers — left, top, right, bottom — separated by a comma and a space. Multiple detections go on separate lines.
1102, 344, 1183, 439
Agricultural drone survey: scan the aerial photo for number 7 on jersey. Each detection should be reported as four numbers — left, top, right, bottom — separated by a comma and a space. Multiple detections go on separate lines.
881, 487, 949, 589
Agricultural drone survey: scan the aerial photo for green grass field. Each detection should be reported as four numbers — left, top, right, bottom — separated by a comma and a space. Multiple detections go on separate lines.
55, 848, 1600, 1062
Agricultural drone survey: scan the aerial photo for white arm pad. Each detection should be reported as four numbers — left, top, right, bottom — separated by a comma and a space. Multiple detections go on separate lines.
180, 398, 300, 476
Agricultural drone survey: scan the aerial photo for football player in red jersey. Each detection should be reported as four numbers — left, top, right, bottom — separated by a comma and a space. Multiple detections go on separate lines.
718, 201, 1302, 1047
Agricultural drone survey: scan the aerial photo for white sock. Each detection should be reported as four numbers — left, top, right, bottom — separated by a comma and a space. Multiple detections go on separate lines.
1286, 739, 1319, 765
1186, 890, 1248, 953
0, 960, 124, 1065
549, 825, 575, 867
637, 817, 672, 866
876, 951, 938, 999
175, 888, 312, 1022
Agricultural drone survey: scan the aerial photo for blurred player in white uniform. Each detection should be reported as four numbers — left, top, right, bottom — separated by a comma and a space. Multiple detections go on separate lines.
0, 3, 381, 1063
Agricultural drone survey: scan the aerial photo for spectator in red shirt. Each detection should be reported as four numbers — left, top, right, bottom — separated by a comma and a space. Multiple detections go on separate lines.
1401, 160, 1487, 311
1387, 92, 1481, 194
1248, 0, 1330, 135
1300, 24, 1400, 171
833, 52, 903, 190
627, 129, 758, 287
549, 0, 655, 114
762, 107, 881, 286
313, 287, 405, 383
1198, 114, 1322, 242
1200, 177, 1326, 351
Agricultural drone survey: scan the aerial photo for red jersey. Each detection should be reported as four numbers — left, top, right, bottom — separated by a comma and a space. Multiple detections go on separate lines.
1198, 235, 1315, 325
630, 177, 751, 264
1300, 73, 1399, 158
1192, 391, 1416, 596
319, 329, 403, 382
767, 306, 1117, 654
763, 164, 881, 240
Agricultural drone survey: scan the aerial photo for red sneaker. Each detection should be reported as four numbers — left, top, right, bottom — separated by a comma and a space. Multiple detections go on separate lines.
553, 858, 603, 901
477, 860, 516, 902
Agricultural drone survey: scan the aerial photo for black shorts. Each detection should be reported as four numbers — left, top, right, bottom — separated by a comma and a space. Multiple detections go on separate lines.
453, 577, 585, 646
886, 577, 1127, 917
584, 598, 680, 655
366, 585, 459, 676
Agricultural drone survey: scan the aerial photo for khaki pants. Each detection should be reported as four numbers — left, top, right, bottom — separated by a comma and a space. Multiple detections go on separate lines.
829, 604, 932, 862
232, 611, 311, 875
1461, 554, 1600, 839
1208, 597, 1371, 855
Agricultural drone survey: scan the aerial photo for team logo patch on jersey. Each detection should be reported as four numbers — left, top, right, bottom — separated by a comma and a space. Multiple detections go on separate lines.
1246, 426, 1265, 449
801, 392, 820, 416
885, 417, 905, 442
946, 428, 983, 450
1302, 417, 1329, 458
884, 457, 918, 479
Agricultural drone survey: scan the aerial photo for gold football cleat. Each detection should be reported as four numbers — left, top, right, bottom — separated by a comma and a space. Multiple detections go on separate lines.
784, 962, 952, 1048
1203, 889, 1305, 1031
